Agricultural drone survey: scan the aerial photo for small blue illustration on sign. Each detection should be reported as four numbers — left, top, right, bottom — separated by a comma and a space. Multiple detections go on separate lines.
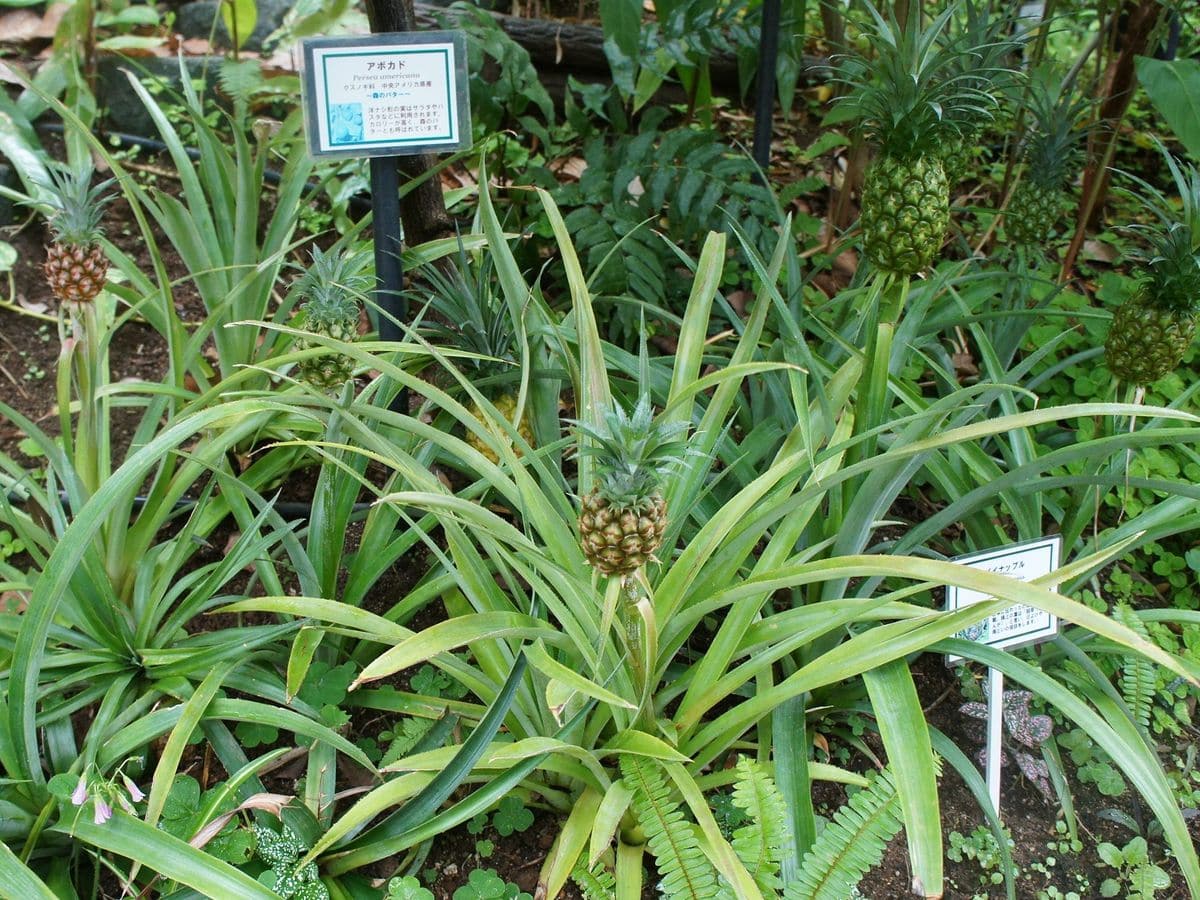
330, 103, 363, 144
956, 620, 989, 643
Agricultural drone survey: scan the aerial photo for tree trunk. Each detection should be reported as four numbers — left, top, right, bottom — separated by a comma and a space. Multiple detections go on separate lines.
1060, 0, 1162, 276
1082, 0, 1161, 225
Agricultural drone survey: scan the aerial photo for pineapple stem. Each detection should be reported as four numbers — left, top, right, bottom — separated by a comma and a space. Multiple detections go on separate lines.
67, 304, 102, 497
619, 578, 655, 731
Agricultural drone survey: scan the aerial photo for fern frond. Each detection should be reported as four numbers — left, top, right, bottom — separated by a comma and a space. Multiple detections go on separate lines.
730, 757, 789, 895
218, 58, 265, 107
620, 755, 720, 900
559, 120, 776, 330
1113, 602, 1155, 733
572, 859, 618, 900
784, 767, 903, 900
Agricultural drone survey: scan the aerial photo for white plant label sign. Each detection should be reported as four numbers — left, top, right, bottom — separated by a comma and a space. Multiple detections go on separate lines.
945, 535, 1062, 665
300, 32, 471, 159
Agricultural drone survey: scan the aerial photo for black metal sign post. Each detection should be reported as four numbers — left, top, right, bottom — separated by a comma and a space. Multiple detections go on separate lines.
301, 1, 468, 413
368, 154, 407, 412
366, 0, 410, 413
752, 0, 782, 175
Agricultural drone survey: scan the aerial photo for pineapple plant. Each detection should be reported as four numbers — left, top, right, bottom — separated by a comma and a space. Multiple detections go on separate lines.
29, 164, 114, 304
1007, 82, 1089, 247
419, 255, 532, 464
836, 1, 1009, 275
576, 396, 688, 577
1105, 225, 1200, 385
292, 247, 369, 392
1104, 147, 1200, 385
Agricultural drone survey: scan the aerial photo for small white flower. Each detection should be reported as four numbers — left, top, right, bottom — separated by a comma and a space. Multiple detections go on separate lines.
71, 775, 88, 806
93, 797, 112, 825
122, 775, 145, 803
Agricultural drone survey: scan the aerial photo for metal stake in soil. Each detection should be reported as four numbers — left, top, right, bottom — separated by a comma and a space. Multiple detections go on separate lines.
752, 0, 782, 176
366, 0, 414, 413
369, 155, 407, 413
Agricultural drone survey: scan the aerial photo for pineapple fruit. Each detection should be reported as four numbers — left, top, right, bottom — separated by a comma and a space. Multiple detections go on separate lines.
466, 393, 533, 465
292, 247, 368, 392
861, 155, 950, 276
837, 2, 1010, 275
31, 165, 114, 304
1007, 82, 1088, 248
576, 397, 687, 576
1105, 225, 1200, 384
419, 255, 532, 464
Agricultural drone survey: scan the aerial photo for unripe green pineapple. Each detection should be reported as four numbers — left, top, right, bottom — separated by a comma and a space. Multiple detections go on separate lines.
418, 253, 534, 463
862, 154, 950, 275
1005, 181, 1066, 247
834, 2, 1012, 276
27, 164, 114, 303
938, 132, 977, 188
1105, 225, 1200, 384
292, 247, 368, 392
1007, 81, 1089, 248
576, 397, 688, 576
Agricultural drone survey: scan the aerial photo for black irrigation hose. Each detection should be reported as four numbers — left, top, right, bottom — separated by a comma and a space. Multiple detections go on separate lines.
34, 122, 375, 216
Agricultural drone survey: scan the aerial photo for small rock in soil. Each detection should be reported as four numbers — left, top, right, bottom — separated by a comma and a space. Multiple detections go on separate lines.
97, 55, 220, 137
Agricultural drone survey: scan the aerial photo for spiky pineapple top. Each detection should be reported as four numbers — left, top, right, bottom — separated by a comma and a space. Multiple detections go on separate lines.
418, 254, 518, 388
1019, 82, 1090, 191
1121, 145, 1200, 314
297, 246, 370, 321
938, 2, 1021, 134
834, 1, 1008, 160
1140, 224, 1200, 315
577, 396, 688, 510
31, 164, 113, 247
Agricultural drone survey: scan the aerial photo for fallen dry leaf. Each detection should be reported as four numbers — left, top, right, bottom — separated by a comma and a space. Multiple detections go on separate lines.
40, 3, 69, 36
0, 11, 43, 44
953, 350, 979, 378
0, 591, 28, 614
555, 156, 587, 180
180, 37, 214, 56
1082, 239, 1118, 264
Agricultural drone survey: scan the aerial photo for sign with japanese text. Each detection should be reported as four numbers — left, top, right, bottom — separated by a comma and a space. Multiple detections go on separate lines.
945, 536, 1062, 664
300, 32, 471, 159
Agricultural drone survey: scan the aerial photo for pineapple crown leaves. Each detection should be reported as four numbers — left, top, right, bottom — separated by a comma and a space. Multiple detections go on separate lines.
938, 0, 1024, 125
25, 163, 114, 246
296, 246, 370, 329
415, 251, 520, 385
573, 395, 691, 508
831, 0, 1012, 158
1143, 224, 1200, 314
1019, 76, 1093, 189
1116, 144, 1200, 314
